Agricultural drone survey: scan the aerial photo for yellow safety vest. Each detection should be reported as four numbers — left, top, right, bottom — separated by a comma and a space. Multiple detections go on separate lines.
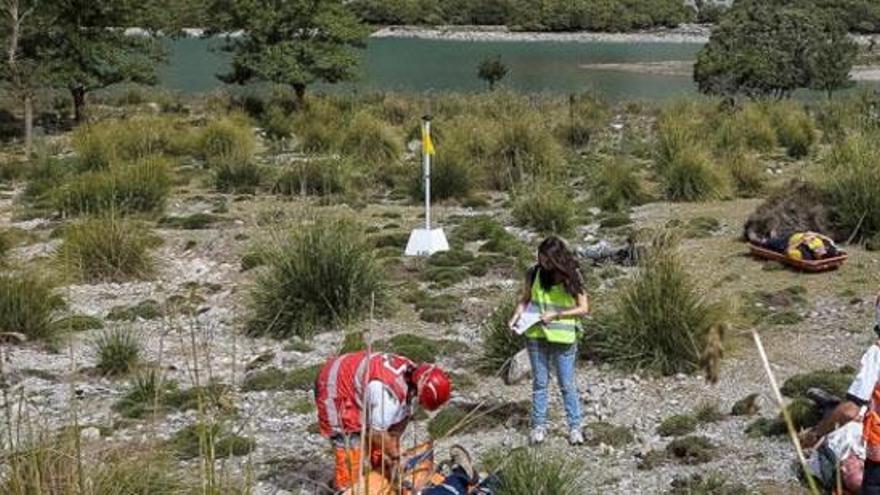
525, 269, 580, 344
787, 232, 829, 261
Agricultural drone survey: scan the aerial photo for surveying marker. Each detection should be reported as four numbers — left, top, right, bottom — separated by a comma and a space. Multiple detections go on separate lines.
405, 115, 449, 256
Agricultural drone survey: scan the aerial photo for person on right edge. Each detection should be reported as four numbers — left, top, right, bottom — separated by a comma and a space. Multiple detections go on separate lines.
507, 235, 590, 446
800, 294, 880, 494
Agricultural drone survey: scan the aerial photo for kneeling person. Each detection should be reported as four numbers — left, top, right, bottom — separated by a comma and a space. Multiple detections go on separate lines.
314, 350, 452, 491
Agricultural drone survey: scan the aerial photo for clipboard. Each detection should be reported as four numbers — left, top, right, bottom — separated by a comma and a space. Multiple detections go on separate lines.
513, 302, 542, 335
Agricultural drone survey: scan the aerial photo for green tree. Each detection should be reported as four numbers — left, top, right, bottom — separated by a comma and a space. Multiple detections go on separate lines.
212, 0, 370, 105
477, 55, 508, 90
36, 1, 168, 123
1, 0, 42, 156
694, 0, 856, 99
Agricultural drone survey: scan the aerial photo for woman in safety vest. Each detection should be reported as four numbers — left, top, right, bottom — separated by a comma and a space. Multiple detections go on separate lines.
507, 236, 590, 445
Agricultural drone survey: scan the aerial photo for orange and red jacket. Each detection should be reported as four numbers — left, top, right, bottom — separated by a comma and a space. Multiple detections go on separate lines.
315, 351, 414, 438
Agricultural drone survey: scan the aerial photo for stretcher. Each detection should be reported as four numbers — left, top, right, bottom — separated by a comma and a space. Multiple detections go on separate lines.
342, 442, 439, 495
748, 243, 848, 272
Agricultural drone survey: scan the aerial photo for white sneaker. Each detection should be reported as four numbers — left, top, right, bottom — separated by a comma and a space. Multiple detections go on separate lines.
530, 426, 546, 445
569, 428, 584, 445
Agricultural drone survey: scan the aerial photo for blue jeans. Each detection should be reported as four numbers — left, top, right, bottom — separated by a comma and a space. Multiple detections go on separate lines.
527, 339, 582, 430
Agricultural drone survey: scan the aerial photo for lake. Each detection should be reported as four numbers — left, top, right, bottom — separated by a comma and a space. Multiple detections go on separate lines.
158, 36, 878, 100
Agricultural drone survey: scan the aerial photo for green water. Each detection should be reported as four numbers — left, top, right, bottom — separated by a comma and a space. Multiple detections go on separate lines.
160, 37, 701, 100
158, 37, 877, 100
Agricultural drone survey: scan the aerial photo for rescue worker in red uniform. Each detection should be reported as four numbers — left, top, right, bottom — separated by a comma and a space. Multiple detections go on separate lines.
801, 295, 880, 494
314, 350, 452, 491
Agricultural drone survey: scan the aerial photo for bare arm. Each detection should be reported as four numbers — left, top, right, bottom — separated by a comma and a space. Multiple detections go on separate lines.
507, 275, 533, 329
800, 400, 861, 448
540, 291, 590, 324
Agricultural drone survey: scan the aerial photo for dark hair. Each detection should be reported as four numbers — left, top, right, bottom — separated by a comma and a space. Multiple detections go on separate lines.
535, 236, 583, 296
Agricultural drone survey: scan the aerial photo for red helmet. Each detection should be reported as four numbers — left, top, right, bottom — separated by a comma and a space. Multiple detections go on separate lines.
412, 364, 451, 411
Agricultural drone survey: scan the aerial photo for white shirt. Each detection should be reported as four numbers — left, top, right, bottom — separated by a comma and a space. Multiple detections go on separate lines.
848, 344, 880, 405
366, 380, 409, 431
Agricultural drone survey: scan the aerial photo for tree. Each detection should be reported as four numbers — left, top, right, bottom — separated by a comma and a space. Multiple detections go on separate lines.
477, 55, 508, 90
694, 0, 857, 99
1, 0, 41, 156
37, 0, 168, 123
211, 0, 370, 105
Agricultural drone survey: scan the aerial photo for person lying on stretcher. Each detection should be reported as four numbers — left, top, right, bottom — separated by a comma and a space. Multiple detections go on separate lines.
749, 230, 840, 261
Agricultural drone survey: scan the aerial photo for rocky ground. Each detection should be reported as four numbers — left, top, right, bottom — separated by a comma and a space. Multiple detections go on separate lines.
3, 160, 878, 495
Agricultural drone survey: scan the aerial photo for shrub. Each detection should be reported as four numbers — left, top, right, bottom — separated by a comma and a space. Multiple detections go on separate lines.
491, 448, 585, 495
197, 115, 256, 167
583, 421, 634, 447
94, 328, 141, 376
723, 153, 764, 198
666, 436, 716, 465
107, 299, 163, 321
53, 158, 172, 216
668, 473, 748, 495
479, 299, 527, 374
779, 366, 854, 399
655, 102, 703, 175
713, 104, 776, 153
585, 231, 726, 375
52, 314, 104, 333
169, 422, 255, 460
377, 334, 467, 363
408, 147, 478, 202
340, 111, 402, 166
489, 113, 564, 189
158, 213, 224, 230
824, 132, 880, 239
241, 364, 321, 392
511, 181, 577, 235
661, 146, 726, 202
591, 159, 647, 211
771, 103, 816, 158
262, 105, 295, 141
272, 158, 354, 197
213, 161, 263, 194
657, 414, 698, 437
246, 219, 386, 339
113, 370, 177, 419
56, 216, 155, 283
73, 116, 193, 171
561, 93, 609, 148
0, 273, 65, 341
293, 99, 342, 153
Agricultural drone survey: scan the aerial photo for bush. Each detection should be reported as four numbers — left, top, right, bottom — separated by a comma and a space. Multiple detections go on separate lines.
213, 161, 263, 194
0, 273, 65, 341
511, 181, 577, 235
479, 299, 527, 374
657, 414, 698, 437
246, 218, 386, 339
94, 328, 141, 376
771, 103, 816, 159
169, 422, 255, 460
158, 213, 224, 230
780, 366, 854, 399
713, 104, 776, 153
293, 99, 342, 153
591, 159, 647, 211
668, 473, 748, 495
561, 93, 609, 148
824, 132, 880, 239
242, 364, 321, 392
196, 115, 255, 167
53, 158, 172, 216
107, 299, 163, 321
583, 421, 634, 447
491, 448, 585, 495
408, 147, 478, 202
489, 113, 564, 190
723, 153, 764, 198
262, 105, 295, 141
112, 370, 177, 419
585, 231, 726, 375
666, 436, 717, 465
272, 158, 354, 197
72, 116, 193, 171
661, 146, 726, 202
340, 111, 402, 166
56, 216, 155, 283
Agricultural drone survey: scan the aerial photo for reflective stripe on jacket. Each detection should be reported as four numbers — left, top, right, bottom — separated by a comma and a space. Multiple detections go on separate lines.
524, 268, 580, 344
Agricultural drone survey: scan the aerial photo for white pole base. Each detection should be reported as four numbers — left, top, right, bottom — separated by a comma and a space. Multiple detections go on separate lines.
404, 228, 449, 257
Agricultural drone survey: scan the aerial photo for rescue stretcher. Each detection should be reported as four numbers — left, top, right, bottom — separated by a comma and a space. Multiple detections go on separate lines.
748, 243, 848, 272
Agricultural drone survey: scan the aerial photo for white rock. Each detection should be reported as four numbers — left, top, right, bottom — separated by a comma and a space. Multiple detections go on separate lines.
505, 348, 531, 385
80, 427, 101, 442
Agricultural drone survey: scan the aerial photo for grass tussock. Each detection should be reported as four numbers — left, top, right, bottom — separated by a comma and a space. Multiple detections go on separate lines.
0, 272, 65, 341
292, 99, 342, 153
94, 328, 142, 376
591, 158, 647, 211
56, 216, 155, 283
197, 114, 256, 167
73, 116, 193, 171
213, 161, 263, 194
585, 231, 727, 375
247, 218, 386, 339
770, 102, 816, 159
272, 158, 355, 197
490, 448, 586, 495
722, 153, 764, 198
169, 422, 255, 460
53, 158, 172, 216
409, 147, 479, 202
479, 299, 527, 375
340, 111, 402, 166
489, 112, 564, 190
824, 132, 880, 240
511, 180, 577, 235
713, 104, 776, 153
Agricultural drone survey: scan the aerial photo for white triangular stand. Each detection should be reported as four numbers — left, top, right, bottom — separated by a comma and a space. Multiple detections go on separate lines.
404, 228, 449, 256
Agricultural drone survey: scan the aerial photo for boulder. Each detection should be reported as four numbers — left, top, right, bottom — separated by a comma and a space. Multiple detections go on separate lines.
505, 348, 531, 385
